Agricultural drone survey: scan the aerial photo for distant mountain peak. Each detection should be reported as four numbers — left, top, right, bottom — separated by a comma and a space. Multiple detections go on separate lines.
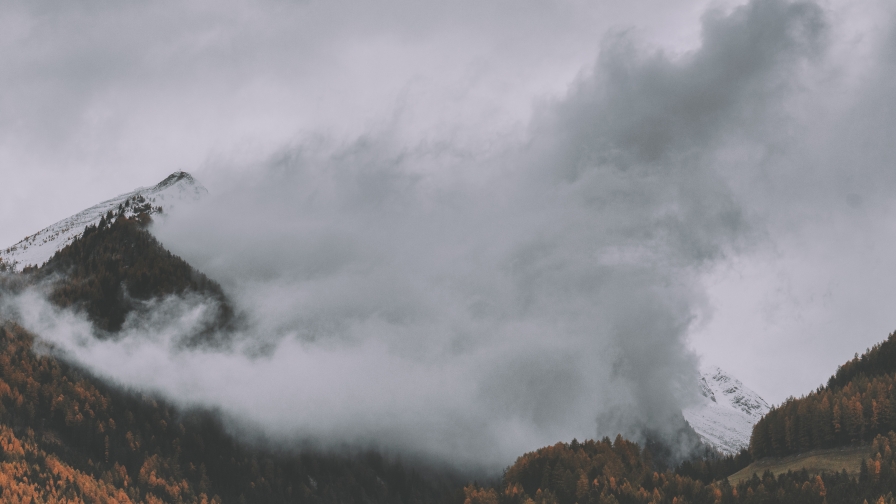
701, 365, 769, 420
684, 365, 770, 455
0, 172, 206, 272
153, 170, 194, 190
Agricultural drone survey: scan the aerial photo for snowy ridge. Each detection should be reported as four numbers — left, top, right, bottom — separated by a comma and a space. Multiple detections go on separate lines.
683, 365, 770, 455
0, 172, 205, 272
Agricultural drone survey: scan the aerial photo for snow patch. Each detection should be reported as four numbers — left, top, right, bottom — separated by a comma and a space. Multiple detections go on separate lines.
683, 365, 770, 455
0, 172, 206, 272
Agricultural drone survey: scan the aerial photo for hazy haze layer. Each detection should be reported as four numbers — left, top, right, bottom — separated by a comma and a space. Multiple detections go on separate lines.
2, 0, 896, 468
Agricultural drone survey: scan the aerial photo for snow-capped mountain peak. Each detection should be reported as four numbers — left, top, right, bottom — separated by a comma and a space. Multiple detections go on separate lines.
0, 172, 206, 272
700, 365, 769, 420
684, 365, 770, 455
153, 171, 198, 192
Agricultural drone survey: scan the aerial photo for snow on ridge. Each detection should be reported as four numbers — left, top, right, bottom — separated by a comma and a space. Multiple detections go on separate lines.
684, 365, 770, 455
700, 365, 769, 420
0, 171, 206, 272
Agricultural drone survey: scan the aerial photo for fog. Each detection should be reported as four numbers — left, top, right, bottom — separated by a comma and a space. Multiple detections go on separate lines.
3, 0, 896, 470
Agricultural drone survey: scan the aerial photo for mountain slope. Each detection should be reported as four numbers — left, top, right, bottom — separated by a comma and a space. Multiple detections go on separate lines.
683, 366, 770, 455
33, 214, 236, 341
476, 348, 896, 504
466, 434, 896, 504
827, 331, 896, 390
4, 172, 896, 503
0, 173, 468, 502
750, 331, 896, 458
0, 322, 465, 503
0, 171, 205, 272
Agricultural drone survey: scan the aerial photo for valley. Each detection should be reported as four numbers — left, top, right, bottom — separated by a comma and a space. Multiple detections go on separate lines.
4, 0, 896, 501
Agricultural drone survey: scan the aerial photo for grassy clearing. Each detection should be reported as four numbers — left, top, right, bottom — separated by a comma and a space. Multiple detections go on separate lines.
726, 445, 872, 485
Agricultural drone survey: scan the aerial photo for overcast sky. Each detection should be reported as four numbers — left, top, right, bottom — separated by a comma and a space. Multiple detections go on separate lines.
3, 0, 896, 463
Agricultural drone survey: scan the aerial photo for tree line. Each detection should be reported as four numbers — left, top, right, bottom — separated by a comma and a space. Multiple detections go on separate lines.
750, 333, 896, 459
464, 435, 896, 504
9, 203, 896, 502
33, 211, 238, 346
0, 323, 463, 503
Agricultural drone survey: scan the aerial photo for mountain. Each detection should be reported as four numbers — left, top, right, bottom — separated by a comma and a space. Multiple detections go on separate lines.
682, 366, 770, 455
0, 171, 205, 272
0, 174, 467, 502
0, 322, 465, 503
471, 341, 896, 504
34, 213, 237, 340
751, 331, 896, 458
1, 171, 231, 341
4, 171, 896, 503
468, 433, 896, 504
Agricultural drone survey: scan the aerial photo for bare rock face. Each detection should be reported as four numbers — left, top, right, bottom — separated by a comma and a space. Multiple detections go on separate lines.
0, 172, 206, 272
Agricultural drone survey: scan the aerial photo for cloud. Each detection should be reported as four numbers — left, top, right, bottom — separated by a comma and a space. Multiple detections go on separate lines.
1, 0, 830, 466
12, 0, 896, 469
688, 2, 896, 402
0, 0, 734, 249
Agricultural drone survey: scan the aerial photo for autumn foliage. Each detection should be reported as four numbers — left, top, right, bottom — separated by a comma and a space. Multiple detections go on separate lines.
751, 332, 896, 459
0, 323, 461, 503
474, 435, 896, 504
474, 330, 896, 504
9, 203, 896, 503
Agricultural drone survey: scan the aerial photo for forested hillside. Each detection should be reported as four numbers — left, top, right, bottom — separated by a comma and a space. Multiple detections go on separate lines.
464, 436, 896, 504
16, 305, 896, 504
30, 211, 237, 345
828, 334, 896, 390
8, 205, 896, 503
0, 323, 463, 503
750, 332, 896, 459
0, 212, 466, 503
463, 332, 896, 504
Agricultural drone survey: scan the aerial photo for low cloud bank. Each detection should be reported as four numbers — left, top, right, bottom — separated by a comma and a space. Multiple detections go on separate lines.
8, 0, 891, 469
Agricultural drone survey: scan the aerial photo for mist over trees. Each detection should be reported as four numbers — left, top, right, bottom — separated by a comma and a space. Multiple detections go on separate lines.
458, 332, 896, 504
32, 212, 237, 345
0, 323, 464, 503
3, 0, 896, 500
5, 172, 896, 504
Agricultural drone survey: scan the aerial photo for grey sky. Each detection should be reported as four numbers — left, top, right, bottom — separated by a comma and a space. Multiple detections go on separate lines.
0, 0, 718, 243
3, 0, 896, 466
